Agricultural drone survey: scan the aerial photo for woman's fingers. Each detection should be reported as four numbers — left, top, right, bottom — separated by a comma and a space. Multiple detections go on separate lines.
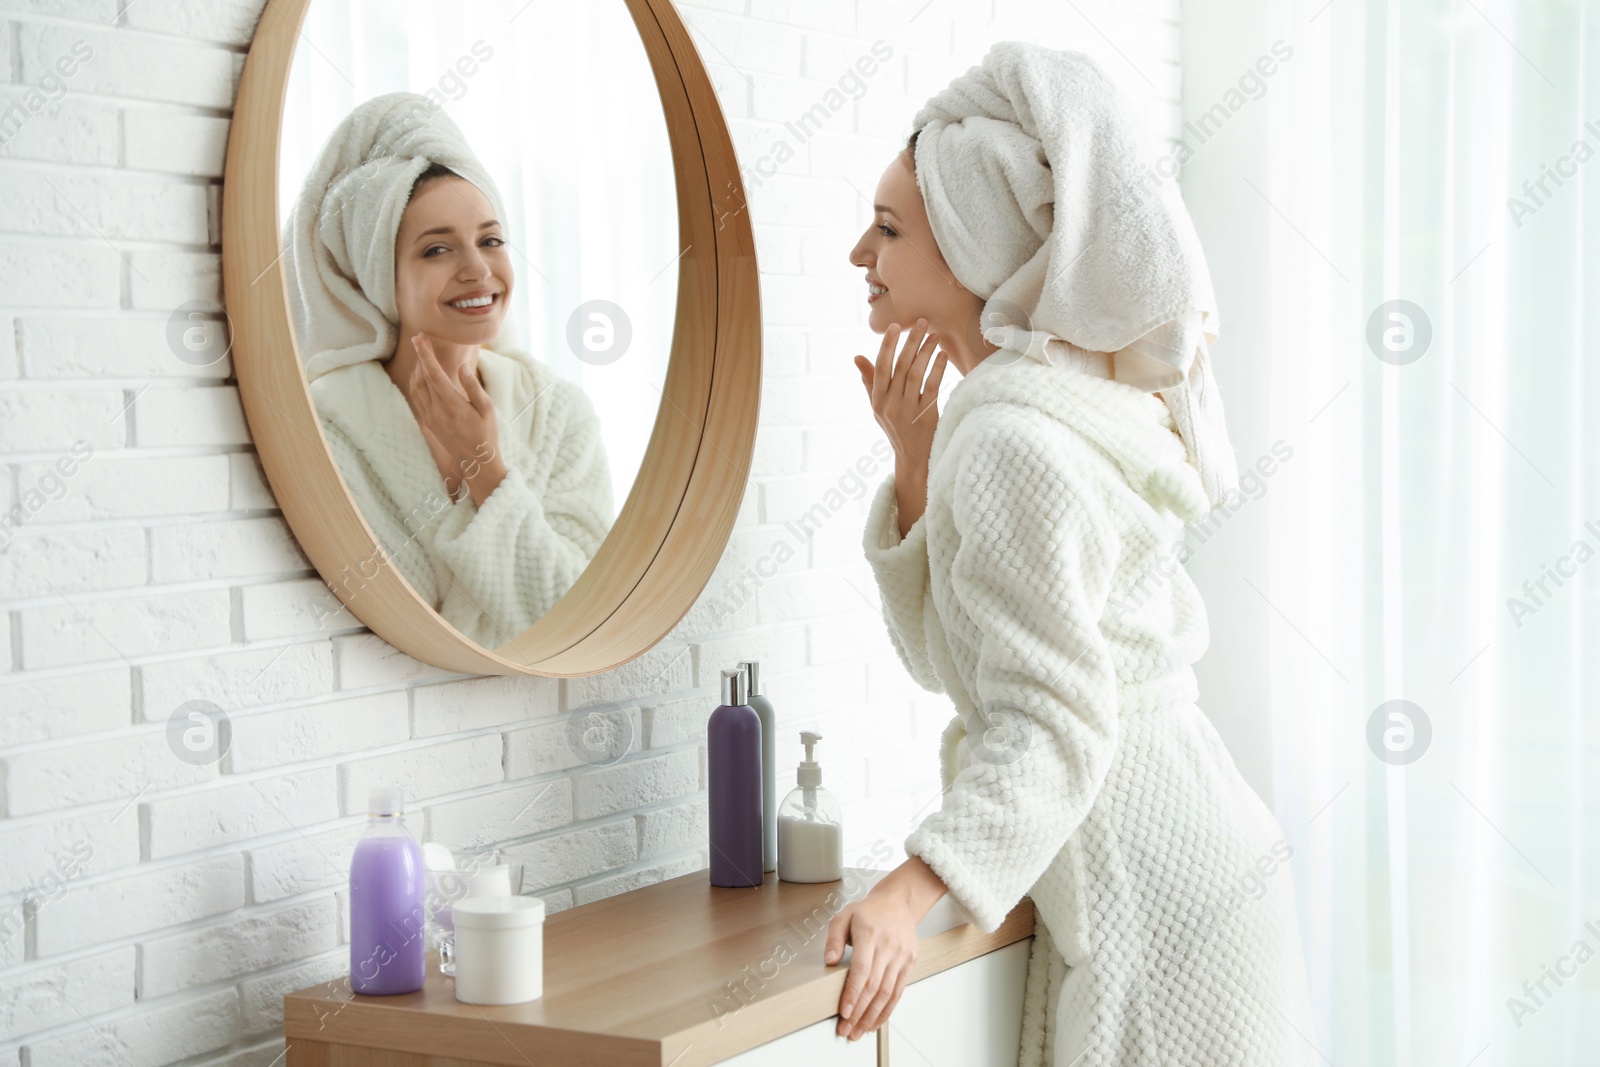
414, 333, 465, 399
861, 963, 912, 1036
871, 324, 901, 410
409, 366, 432, 417
892, 319, 929, 398
917, 350, 949, 418
854, 355, 875, 397
859, 321, 946, 464
841, 938, 875, 1022
412, 334, 446, 397
849, 953, 896, 1037
901, 324, 939, 401
459, 363, 492, 416
823, 909, 849, 966
413, 333, 439, 377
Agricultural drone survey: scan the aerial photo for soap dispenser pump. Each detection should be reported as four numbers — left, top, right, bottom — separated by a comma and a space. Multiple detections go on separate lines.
776, 730, 843, 883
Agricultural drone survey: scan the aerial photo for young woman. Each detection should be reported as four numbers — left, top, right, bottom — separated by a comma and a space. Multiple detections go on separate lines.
820, 45, 1317, 1066
283, 94, 614, 649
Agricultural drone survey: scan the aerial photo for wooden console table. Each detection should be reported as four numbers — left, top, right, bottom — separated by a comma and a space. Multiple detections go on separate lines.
282, 865, 1036, 1066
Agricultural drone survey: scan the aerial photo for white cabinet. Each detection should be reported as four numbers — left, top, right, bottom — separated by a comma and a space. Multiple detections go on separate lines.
716, 921, 1033, 1066
887, 938, 1032, 1066
719, 1013, 878, 1066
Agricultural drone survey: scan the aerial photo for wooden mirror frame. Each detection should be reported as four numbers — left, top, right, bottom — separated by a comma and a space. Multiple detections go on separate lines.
222, 0, 759, 677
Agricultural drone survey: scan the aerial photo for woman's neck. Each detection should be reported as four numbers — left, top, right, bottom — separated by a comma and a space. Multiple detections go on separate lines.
939, 308, 1002, 376
384, 329, 481, 396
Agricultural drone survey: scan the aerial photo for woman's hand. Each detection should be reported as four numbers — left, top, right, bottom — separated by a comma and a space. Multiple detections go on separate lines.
854, 318, 948, 474
405, 332, 507, 507
823, 858, 947, 1042
824, 892, 919, 1042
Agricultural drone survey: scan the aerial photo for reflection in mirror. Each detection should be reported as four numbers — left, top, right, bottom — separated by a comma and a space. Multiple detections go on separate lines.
274, 0, 678, 650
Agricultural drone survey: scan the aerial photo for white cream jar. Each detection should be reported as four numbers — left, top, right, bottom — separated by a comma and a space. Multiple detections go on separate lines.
452, 896, 546, 1005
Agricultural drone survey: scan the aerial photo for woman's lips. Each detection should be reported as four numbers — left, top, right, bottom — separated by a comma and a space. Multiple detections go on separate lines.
446, 292, 500, 316
867, 285, 887, 304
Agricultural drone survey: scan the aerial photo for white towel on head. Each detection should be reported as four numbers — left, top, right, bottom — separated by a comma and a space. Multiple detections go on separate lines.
281, 91, 507, 383
910, 42, 1241, 510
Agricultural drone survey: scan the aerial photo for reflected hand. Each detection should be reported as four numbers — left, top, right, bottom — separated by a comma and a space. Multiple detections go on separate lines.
405, 332, 506, 506
823, 887, 920, 1042
854, 318, 948, 473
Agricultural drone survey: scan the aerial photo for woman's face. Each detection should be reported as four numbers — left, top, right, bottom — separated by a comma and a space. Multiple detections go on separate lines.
393, 175, 512, 346
849, 148, 977, 338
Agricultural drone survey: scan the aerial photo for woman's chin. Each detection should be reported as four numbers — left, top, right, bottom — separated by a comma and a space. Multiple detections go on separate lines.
426, 317, 503, 347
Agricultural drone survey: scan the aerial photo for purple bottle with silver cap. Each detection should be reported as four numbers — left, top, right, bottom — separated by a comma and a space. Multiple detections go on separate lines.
708, 666, 763, 887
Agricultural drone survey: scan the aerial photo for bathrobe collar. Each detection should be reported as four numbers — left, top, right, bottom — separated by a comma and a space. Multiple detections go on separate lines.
311, 346, 547, 538
937, 347, 1213, 524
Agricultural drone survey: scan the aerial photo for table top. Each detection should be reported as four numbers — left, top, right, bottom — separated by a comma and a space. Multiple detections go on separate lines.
283, 865, 1036, 1067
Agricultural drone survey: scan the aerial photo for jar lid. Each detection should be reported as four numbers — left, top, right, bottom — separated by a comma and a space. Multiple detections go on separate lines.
453, 895, 545, 929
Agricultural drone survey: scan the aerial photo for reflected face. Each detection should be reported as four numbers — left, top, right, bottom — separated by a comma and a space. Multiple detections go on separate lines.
849, 148, 975, 337
393, 175, 513, 345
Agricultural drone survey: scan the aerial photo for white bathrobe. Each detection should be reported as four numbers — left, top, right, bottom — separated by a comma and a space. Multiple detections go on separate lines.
863, 351, 1317, 1066
311, 345, 614, 649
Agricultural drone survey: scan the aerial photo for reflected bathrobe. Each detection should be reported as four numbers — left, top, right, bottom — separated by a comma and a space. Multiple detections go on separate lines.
863, 350, 1316, 1066
310, 345, 614, 649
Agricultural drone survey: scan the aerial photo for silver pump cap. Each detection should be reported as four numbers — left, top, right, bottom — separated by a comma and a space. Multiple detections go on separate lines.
720, 667, 749, 706
737, 659, 762, 696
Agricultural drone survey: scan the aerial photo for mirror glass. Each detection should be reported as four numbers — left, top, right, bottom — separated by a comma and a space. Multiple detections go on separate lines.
275, 0, 678, 650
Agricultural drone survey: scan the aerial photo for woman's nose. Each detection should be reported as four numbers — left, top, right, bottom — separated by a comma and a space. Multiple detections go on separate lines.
458, 246, 489, 281
849, 235, 871, 269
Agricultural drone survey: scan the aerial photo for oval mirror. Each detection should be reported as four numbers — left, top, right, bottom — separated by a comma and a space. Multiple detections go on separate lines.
223, 0, 759, 677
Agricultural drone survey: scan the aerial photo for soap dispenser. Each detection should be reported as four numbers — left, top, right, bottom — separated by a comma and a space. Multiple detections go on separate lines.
776, 731, 843, 883
708, 667, 763, 888
737, 659, 777, 873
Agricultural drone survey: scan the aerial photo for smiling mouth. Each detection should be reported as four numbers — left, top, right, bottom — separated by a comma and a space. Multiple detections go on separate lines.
446, 292, 500, 313
867, 282, 888, 303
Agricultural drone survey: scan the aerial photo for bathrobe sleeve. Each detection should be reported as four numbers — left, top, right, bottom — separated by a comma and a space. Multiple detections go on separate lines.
903, 412, 1121, 935
863, 473, 946, 694
427, 386, 614, 648
320, 417, 444, 607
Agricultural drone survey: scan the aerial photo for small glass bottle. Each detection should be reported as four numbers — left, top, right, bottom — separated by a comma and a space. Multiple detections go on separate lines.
349, 784, 427, 994
777, 731, 843, 883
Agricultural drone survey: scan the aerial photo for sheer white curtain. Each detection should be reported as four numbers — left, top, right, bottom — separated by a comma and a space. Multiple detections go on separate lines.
1179, 0, 1596, 1063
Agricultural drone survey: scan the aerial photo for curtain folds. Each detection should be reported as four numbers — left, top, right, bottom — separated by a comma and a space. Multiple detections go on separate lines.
1181, 1, 1597, 1063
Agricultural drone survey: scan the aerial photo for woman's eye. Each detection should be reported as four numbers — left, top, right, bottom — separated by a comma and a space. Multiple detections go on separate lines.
423, 244, 448, 258
877, 224, 896, 237
482, 236, 504, 248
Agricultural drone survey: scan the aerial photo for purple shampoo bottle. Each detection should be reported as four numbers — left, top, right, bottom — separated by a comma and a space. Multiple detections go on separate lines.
349, 784, 427, 994
709, 666, 763, 887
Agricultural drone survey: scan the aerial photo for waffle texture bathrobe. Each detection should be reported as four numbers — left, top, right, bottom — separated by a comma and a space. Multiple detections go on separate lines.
864, 351, 1316, 1066
311, 344, 613, 649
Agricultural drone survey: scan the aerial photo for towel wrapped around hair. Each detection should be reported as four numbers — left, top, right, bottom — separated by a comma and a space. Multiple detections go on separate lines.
910, 43, 1241, 509
281, 91, 507, 382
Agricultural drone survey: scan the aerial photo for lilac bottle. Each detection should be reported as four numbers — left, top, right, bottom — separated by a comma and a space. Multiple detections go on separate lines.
709, 667, 764, 887
349, 784, 427, 994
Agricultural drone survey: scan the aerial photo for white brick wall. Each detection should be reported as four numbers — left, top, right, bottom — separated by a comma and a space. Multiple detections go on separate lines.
0, 1, 1181, 1063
